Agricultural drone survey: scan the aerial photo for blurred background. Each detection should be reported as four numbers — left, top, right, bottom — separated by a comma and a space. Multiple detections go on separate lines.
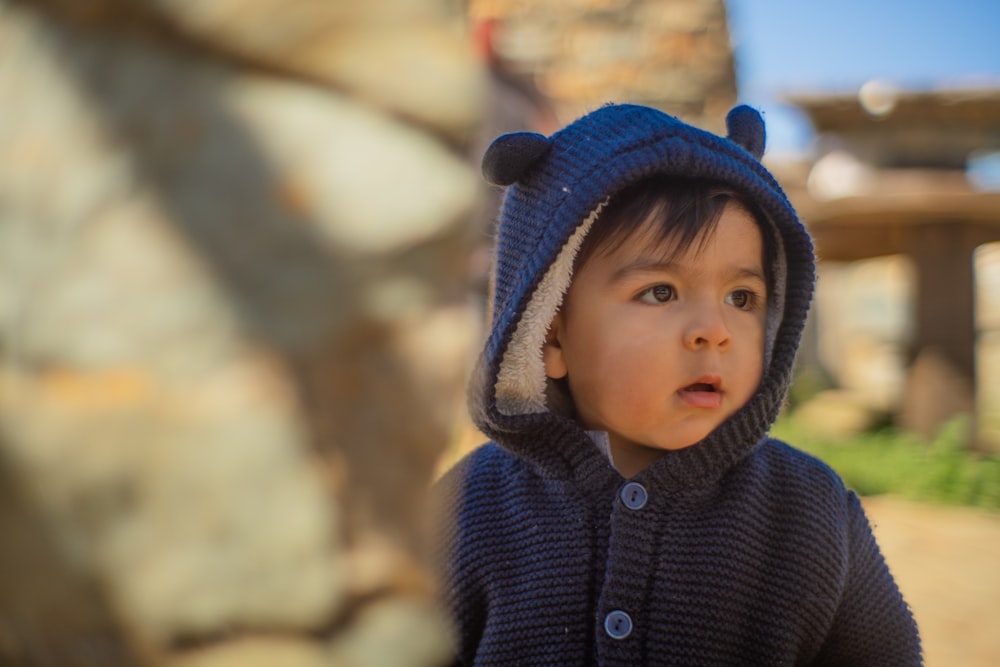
0, 0, 997, 666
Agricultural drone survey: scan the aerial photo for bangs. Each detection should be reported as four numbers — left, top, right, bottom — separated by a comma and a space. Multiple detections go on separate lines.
573, 176, 773, 289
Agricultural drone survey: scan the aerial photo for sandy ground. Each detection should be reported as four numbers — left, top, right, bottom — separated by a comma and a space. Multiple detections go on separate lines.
864, 496, 1000, 666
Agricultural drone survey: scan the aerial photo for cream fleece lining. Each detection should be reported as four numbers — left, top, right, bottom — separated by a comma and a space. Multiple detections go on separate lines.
764, 217, 787, 370
495, 201, 607, 416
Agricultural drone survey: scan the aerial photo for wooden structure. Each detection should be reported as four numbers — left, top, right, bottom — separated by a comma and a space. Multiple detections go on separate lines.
784, 87, 1000, 447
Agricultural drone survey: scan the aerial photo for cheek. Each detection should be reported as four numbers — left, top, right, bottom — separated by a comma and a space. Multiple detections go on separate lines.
566, 324, 665, 399
566, 349, 650, 431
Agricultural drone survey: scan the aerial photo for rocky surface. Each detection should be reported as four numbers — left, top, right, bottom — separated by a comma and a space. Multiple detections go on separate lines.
0, 0, 483, 664
469, 0, 736, 130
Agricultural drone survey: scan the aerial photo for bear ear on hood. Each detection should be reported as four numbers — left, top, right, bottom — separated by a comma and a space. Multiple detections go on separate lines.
725, 105, 766, 160
482, 132, 552, 186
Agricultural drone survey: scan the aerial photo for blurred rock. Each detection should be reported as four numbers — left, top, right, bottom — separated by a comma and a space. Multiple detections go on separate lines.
471, 0, 736, 130
168, 638, 328, 667
326, 597, 454, 667
901, 348, 976, 444
1, 357, 345, 644
792, 390, 890, 440
29, 0, 487, 142
0, 0, 481, 664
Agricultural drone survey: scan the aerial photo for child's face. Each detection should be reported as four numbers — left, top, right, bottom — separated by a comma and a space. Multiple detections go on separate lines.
543, 201, 768, 476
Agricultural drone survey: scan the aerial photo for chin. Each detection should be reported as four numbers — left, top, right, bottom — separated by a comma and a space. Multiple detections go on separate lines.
656, 427, 717, 451
658, 440, 703, 452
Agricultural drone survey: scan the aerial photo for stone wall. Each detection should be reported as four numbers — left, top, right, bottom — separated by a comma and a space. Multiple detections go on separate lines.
0, 1, 484, 665
470, 0, 737, 131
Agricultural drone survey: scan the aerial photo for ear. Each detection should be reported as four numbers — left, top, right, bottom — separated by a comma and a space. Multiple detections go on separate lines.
482, 131, 551, 186
541, 314, 568, 379
725, 105, 766, 160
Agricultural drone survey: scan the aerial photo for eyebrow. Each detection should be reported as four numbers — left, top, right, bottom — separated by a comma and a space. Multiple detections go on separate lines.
610, 259, 768, 286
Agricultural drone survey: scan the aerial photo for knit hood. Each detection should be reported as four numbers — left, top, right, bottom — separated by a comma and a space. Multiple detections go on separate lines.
470, 104, 815, 486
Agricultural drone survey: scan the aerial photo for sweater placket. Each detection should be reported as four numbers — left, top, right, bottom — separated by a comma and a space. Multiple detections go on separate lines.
593, 477, 666, 665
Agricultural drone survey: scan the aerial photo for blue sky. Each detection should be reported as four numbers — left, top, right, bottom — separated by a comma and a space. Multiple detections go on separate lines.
725, 0, 1000, 155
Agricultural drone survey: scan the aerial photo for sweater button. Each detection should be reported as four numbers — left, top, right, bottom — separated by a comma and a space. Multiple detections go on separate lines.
620, 482, 648, 510
604, 610, 633, 639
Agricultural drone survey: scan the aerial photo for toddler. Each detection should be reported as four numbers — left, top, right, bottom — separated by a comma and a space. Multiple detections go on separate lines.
435, 103, 921, 666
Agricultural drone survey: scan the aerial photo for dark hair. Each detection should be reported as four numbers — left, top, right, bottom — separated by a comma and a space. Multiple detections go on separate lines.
573, 176, 777, 291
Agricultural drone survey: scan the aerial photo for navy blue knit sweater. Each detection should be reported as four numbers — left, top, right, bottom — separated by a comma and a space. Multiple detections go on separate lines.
435, 104, 921, 665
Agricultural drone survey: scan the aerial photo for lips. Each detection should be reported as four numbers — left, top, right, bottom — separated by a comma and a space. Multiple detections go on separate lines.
678, 376, 723, 409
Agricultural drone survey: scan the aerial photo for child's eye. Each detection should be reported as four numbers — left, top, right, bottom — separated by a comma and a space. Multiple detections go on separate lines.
638, 284, 676, 304
726, 289, 760, 310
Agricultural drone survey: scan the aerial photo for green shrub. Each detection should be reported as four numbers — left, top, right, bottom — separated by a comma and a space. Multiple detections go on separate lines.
771, 416, 1000, 510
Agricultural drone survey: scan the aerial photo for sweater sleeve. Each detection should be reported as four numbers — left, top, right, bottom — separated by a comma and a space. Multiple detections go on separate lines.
812, 491, 922, 666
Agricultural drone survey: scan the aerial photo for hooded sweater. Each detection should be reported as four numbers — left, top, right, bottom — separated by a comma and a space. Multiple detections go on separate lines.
434, 104, 922, 666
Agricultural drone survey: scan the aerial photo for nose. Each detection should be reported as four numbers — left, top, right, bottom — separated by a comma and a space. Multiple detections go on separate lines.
683, 302, 731, 351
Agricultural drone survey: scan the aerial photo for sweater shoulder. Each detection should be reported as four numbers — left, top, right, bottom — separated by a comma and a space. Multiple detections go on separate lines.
436, 440, 526, 486
759, 437, 846, 487
433, 441, 537, 514
734, 437, 853, 514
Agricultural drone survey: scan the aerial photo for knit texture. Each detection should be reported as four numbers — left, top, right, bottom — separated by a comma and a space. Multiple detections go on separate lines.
436, 439, 922, 665
435, 104, 922, 665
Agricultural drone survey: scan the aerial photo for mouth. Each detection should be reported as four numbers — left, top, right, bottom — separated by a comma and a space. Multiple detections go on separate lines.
681, 376, 721, 393
678, 376, 723, 408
